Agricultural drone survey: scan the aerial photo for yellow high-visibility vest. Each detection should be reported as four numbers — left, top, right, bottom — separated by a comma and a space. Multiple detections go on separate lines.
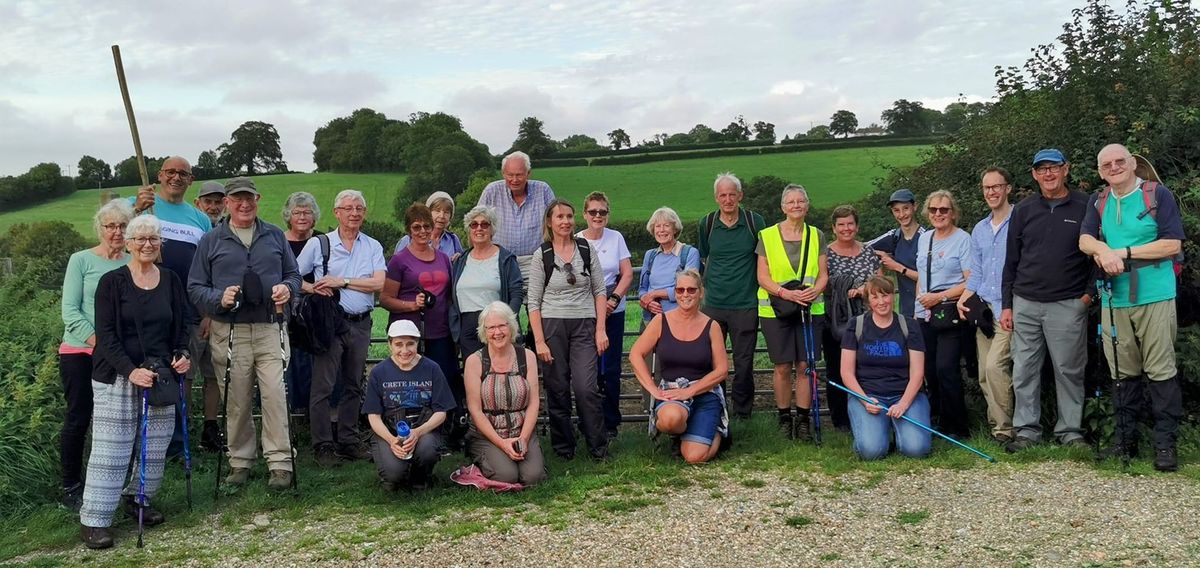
757, 223, 824, 318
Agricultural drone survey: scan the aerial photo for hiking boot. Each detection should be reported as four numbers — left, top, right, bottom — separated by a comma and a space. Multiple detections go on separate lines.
201, 420, 226, 453
61, 482, 83, 513
267, 469, 293, 491
777, 412, 793, 438
336, 442, 371, 462
1004, 436, 1038, 453
314, 443, 342, 467
1095, 441, 1138, 463
80, 525, 113, 550
1061, 437, 1090, 449
225, 467, 251, 486
1154, 447, 1179, 472
380, 480, 399, 492
670, 437, 683, 458
122, 495, 165, 526
793, 414, 812, 442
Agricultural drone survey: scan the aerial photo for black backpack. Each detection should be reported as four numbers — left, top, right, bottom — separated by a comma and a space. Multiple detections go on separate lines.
289, 234, 346, 353
540, 237, 593, 288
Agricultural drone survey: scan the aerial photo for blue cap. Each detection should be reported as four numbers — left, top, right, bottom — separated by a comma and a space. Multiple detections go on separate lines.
1032, 148, 1066, 166
887, 189, 916, 205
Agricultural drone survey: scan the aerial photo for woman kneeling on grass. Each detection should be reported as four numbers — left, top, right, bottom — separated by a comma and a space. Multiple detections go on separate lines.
630, 270, 729, 463
364, 320, 455, 491
462, 301, 547, 485
839, 276, 931, 460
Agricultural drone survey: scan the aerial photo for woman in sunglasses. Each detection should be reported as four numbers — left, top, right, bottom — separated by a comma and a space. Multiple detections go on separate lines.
449, 205, 524, 357
630, 270, 729, 463
527, 199, 610, 461
576, 191, 634, 439
915, 190, 972, 439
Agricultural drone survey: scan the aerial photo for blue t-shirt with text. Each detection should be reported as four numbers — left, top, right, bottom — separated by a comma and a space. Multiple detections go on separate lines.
362, 356, 456, 416
841, 314, 925, 397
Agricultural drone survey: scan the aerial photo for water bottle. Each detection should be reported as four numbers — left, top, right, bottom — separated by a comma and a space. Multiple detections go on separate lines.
395, 421, 413, 460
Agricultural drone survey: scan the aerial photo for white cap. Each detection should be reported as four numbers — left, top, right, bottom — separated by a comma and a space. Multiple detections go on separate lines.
387, 320, 421, 339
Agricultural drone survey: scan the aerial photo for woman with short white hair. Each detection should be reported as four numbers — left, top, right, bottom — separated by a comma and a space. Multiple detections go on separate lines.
637, 206, 701, 322
450, 205, 524, 357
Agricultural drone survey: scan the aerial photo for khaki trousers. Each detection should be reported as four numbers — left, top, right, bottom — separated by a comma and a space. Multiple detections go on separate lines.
975, 327, 1013, 438
210, 320, 293, 471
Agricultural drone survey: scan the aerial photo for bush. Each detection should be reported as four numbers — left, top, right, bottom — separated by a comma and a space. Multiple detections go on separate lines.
361, 220, 404, 255
0, 221, 88, 289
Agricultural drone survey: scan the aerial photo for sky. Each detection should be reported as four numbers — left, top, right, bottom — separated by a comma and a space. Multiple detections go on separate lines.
0, 0, 1086, 177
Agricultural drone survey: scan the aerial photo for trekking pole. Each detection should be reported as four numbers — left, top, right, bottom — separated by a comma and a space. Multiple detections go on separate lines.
214, 320, 235, 500
802, 309, 823, 446
827, 381, 996, 462
175, 365, 192, 510
137, 386, 149, 548
276, 304, 299, 490
1101, 278, 1121, 383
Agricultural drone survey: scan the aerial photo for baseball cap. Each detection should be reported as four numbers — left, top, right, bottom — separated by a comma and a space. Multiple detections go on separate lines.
197, 181, 226, 197
887, 189, 916, 205
1032, 149, 1066, 166
387, 320, 421, 339
224, 177, 259, 196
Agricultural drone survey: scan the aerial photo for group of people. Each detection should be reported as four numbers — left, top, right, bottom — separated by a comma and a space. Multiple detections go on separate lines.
58, 145, 1185, 549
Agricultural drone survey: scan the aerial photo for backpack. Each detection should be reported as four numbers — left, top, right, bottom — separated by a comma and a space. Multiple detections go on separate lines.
854, 313, 909, 342
477, 346, 528, 381
289, 234, 345, 353
1094, 180, 1183, 276
698, 209, 762, 256
644, 243, 696, 284
540, 237, 592, 288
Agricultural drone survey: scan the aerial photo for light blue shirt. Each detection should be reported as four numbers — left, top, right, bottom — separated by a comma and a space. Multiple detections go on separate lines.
477, 180, 556, 256
914, 229, 971, 320
395, 231, 463, 258
965, 210, 1011, 317
296, 228, 387, 315
637, 242, 701, 318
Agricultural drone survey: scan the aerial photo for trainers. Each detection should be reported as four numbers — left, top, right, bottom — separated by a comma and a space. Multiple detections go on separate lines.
121, 494, 165, 526
225, 467, 251, 486
201, 420, 226, 453
61, 482, 83, 513
267, 469, 293, 491
1154, 447, 1179, 472
1004, 437, 1038, 453
80, 524, 113, 550
793, 414, 812, 442
336, 442, 371, 462
314, 443, 342, 467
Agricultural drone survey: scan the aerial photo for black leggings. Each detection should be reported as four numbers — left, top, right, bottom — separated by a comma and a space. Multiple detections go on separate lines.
919, 322, 970, 438
59, 352, 94, 487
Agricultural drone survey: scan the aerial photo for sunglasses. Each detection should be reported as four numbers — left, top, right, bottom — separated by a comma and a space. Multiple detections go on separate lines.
468, 221, 492, 230
586, 209, 609, 217
674, 286, 699, 295
927, 206, 952, 215
560, 262, 576, 285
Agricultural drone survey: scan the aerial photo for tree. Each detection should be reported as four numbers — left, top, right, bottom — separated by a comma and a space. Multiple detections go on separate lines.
806, 124, 832, 139
607, 128, 631, 150
720, 115, 751, 141
192, 150, 226, 180
741, 175, 792, 225
217, 121, 287, 175
829, 110, 859, 138
688, 124, 721, 143
0, 163, 75, 213
664, 132, 693, 145
752, 121, 776, 143
560, 134, 603, 152
76, 156, 112, 189
112, 155, 166, 187
882, 99, 933, 136
509, 116, 560, 158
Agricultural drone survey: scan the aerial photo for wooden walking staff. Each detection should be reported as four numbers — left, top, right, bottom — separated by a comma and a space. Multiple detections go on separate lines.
111, 44, 153, 214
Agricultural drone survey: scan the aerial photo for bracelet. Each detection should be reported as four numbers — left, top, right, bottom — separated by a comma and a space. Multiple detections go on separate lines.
1126, 246, 1132, 260
901, 267, 908, 276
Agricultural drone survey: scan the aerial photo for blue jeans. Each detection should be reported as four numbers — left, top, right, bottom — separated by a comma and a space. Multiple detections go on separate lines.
597, 310, 626, 432
847, 392, 932, 460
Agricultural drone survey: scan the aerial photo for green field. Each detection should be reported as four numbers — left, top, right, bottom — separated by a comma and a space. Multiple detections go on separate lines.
0, 146, 925, 239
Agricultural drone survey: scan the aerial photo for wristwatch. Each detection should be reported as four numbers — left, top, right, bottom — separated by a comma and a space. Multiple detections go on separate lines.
342, 278, 350, 288
608, 292, 621, 303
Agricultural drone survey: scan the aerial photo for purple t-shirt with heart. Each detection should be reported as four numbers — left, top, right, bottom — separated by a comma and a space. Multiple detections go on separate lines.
386, 248, 452, 339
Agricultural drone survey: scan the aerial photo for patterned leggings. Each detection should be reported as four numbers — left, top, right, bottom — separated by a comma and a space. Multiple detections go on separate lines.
80, 375, 175, 528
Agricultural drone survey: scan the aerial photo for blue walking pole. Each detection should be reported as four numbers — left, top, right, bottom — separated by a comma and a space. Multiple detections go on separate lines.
176, 369, 192, 510
801, 310, 822, 446
827, 380, 996, 462
137, 387, 150, 548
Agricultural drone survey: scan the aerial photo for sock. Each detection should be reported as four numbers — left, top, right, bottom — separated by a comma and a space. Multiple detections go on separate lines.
778, 408, 791, 420
796, 406, 811, 416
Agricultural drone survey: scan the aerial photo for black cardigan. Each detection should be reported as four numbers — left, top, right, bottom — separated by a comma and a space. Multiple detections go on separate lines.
92, 265, 190, 385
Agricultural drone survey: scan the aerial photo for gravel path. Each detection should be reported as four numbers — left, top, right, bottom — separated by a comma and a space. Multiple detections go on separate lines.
17, 461, 1200, 567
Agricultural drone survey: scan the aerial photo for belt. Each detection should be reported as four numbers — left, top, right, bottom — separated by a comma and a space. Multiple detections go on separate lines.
344, 311, 371, 322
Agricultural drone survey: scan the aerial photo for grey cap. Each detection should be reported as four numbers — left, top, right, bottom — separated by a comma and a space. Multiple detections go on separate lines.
887, 188, 916, 205
224, 177, 258, 196
197, 181, 226, 197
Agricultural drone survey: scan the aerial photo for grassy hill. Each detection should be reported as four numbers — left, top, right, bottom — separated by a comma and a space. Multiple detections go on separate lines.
0, 146, 925, 238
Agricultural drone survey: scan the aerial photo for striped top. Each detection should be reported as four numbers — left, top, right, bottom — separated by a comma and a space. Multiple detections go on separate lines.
476, 358, 530, 438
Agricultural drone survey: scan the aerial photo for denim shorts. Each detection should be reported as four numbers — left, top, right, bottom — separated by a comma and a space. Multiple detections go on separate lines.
654, 391, 724, 446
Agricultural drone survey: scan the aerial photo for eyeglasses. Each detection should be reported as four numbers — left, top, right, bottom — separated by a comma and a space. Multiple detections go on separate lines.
1033, 164, 1064, 175
982, 183, 1009, 193
101, 223, 127, 233
927, 206, 952, 215
160, 168, 193, 179
485, 323, 508, 334
409, 223, 432, 233
468, 221, 492, 230
586, 209, 609, 217
131, 236, 161, 246
674, 286, 699, 295
1099, 157, 1128, 172
560, 262, 577, 285
290, 209, 314, 217
336, 206, 366, 214
783, 200, 808, 208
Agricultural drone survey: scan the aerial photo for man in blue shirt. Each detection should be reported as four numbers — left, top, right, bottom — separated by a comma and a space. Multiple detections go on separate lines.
867, 189, 925, 317
1079, 143, 1185, 471
296, 189, 387, 466
957, 167, 1014, 443
477, 151, 556, 283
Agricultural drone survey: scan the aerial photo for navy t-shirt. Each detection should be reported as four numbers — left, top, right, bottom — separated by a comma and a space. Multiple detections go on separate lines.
868, 227, 923, 317
840, 314, 925, 397
362, 356, 456, 416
